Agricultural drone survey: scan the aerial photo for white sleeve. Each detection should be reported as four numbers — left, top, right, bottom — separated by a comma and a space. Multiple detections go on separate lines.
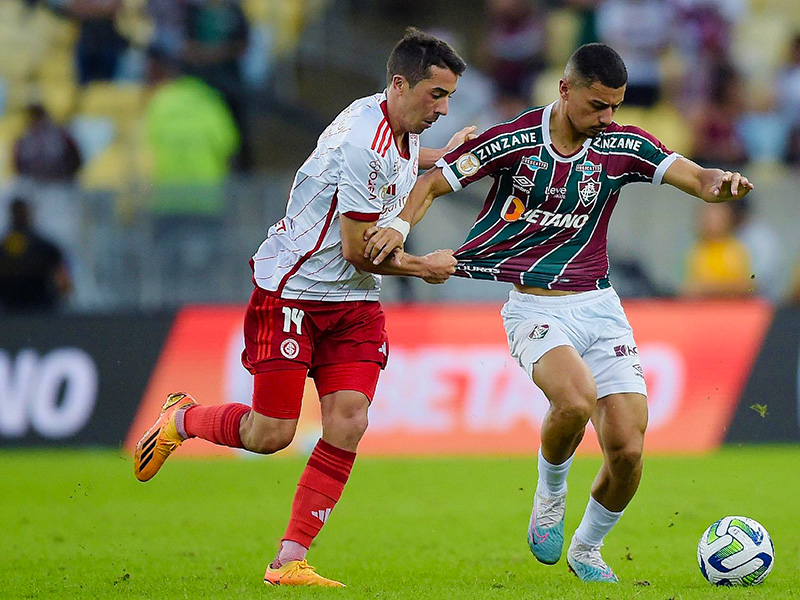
336, 141, 388, 217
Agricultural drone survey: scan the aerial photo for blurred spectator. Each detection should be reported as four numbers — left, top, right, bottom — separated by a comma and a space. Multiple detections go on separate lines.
474, 90, 529, 133
145, 50, 239, 289
419, 29, 495, 149
67, 0, 128, 84
787, 260, 800, 305
671, 0, 744, 107
565, 0, 602, 47
183, 0, 249, 168
596, 0, 672, 107
0, 198, 72, 312
13, 104, 83, 183
688, 62, 749, 169
145, 50, 239, 211
481, 0, 548, 97
146, 0, 188, 63
610, 253, 669, 298
777, 33, 800, 165
683, 201, 753, 298
731, 197, 781, 301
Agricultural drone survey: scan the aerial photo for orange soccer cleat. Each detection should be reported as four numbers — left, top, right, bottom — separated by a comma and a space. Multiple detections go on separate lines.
263, 560, 345, 587
133, 392, 196, 482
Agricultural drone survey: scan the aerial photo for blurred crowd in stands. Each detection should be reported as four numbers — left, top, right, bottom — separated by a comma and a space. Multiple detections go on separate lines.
1, 0, 800, 311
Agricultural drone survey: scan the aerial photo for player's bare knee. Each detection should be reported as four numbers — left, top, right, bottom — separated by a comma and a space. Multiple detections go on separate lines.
607, 443, 643, 475
241, 421, 296, 454
549, 379, 596, 424
248, 430, 295, 454
324, 410, 369, 443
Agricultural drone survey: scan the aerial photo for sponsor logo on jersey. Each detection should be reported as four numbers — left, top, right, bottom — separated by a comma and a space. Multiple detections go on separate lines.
593, 134, 643, 152
522, 156, 548, 170
280, 338, 300, 360
367, 159, 383, 200
501, 195, 526, 222
632, 363, 644, 378
545, 185, 567, 200
456, 152, 480, 176
528, 324, 550, 340
614, 344, 638, 357
512, 175, 535, 192
459, 263, 501, 274
575, 161, 602, 173
474, 130, 539, 162
507, 207, 591, 229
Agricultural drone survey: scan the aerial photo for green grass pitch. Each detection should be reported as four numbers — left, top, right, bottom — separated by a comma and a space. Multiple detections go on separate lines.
2, 445, 799, 599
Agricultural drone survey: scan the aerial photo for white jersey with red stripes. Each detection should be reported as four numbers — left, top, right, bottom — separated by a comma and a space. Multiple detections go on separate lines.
252, 92, 420, 301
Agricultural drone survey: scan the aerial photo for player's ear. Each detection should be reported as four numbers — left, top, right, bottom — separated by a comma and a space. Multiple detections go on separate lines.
391, 74, 407, 93
559, 78, 570, 101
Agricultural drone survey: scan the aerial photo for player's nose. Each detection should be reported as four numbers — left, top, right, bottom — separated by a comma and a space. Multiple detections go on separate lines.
436, 97, 449, 116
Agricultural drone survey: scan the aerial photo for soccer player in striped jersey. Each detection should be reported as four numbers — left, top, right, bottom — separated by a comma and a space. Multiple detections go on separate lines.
133, 28, 475, 587
365, 43, 754, 583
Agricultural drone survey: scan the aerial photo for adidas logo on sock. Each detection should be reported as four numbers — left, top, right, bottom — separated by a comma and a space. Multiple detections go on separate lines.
311, 508, 331, 523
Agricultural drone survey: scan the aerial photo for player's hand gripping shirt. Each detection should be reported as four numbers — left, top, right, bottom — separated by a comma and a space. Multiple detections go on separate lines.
436, 101, 679, 291
252, 92, 419, 301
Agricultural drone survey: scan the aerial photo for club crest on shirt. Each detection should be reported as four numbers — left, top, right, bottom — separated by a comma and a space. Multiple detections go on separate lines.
577, 160, 602, 206
455, 152, 480, 176
528, 324, 550, 340
280, 338, 300, 359
578, 179, 601, 206
379, 182, 397, 199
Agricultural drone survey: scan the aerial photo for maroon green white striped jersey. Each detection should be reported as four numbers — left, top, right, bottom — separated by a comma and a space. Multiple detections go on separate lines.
435, 102, 679, 291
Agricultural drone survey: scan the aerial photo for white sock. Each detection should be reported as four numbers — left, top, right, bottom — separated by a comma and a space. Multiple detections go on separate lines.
537, 447, 573, 497
574, 495, 623, 548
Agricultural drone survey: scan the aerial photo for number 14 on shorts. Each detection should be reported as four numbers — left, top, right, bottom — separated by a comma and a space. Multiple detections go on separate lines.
282, 307, 305, 334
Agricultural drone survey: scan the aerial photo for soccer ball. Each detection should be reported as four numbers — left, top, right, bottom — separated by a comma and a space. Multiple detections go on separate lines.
697, 516, 774, 586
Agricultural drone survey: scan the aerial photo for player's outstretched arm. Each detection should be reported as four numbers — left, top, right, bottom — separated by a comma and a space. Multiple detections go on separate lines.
662, 156, 754, 203
419, 126, 477, 170
341, 214, 456, 283
363, 167, 454, 265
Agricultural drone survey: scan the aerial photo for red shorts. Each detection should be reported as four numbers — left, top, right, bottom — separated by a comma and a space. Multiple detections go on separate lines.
241, 286, 388, 415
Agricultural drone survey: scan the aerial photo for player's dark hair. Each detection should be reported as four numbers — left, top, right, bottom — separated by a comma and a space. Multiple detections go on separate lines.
386, 27, 466, 87
565, 43, 628, 89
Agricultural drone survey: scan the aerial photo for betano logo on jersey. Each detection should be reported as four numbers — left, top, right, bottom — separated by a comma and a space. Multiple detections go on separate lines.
500, 195, 590, 229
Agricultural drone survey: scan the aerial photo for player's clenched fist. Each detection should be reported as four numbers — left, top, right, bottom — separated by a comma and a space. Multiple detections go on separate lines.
421, 249, 457, 284
364, 226, 405, 265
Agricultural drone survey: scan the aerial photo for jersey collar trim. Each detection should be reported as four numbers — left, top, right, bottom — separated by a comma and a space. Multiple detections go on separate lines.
541, 101, 593, 164
380, 93, 410, 160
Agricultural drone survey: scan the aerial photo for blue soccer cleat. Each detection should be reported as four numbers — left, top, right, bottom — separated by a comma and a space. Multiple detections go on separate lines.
567, 536, 619, 583
527, 490, 566, 565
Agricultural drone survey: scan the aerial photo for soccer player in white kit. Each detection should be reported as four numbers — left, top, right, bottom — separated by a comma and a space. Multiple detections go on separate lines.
133, 28, 475, 587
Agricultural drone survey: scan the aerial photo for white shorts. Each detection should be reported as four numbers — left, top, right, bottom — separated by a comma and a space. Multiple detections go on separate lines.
500, 287, 647, 398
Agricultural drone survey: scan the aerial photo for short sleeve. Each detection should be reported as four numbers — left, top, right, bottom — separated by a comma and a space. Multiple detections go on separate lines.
612, 125, 680, 186
435, 121, 536, 191
335, 140, 388, 219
